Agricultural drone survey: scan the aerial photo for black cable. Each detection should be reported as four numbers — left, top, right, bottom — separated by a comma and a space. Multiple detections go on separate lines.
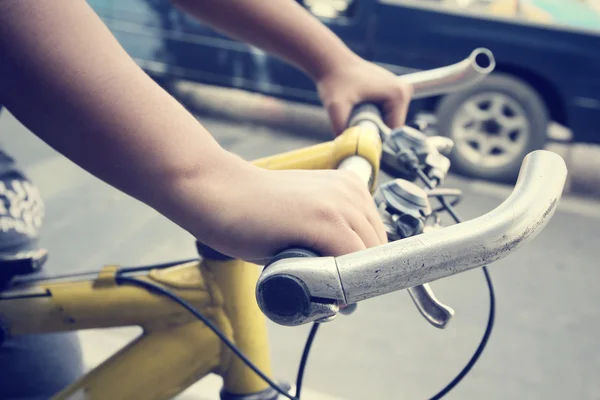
429, 267, 495, 400
417, 169, 461, 223
118, 258, 200, 274
14, 270, 100, 284
15, 258, 200, 285
114, 275, 298, 400
416, 168, 496, 400
295, 322, 320, 398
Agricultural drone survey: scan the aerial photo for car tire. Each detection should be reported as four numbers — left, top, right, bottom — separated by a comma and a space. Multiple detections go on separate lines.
435, 73, 549, 183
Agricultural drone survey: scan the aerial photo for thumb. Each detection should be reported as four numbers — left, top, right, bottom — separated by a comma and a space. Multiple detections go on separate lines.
325, 100, 353, 136
310, 225, 367, 257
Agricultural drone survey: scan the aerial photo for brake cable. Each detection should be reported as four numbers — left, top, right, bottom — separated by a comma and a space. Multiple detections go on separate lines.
294, 322, 320, 399
15, 258, 199, 284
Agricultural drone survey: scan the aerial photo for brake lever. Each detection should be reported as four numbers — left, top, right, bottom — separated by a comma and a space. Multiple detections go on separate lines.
374, 179, 454, 329
408, 284, 454, 329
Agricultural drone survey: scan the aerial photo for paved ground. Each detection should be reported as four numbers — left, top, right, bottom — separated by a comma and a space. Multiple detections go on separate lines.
1, 109, 599, 400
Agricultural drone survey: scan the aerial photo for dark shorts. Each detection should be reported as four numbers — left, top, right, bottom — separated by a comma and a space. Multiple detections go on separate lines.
0, 105, 85, 399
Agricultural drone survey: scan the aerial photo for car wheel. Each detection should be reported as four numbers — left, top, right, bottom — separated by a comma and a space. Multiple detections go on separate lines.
435, 73, 549, 182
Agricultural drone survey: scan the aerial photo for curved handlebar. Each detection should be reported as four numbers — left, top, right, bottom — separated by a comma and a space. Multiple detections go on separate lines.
257, 150, 567, 326
338, 150, 566, 303
406, 48, 495, 99
348, 48, 496, 132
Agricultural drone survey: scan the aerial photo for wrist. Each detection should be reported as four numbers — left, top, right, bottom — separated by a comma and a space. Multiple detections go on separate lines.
149, 148, 257, 240
306, 43, 360, 82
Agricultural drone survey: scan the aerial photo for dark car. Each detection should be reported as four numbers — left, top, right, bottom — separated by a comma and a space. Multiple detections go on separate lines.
89, 0, 600, 182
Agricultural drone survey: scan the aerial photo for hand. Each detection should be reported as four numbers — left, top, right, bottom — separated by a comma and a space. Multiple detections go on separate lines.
316, 56, 413, 135
186, 161, 388, 263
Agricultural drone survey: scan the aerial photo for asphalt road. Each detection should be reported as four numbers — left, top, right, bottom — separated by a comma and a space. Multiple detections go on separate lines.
1, 109, 599, 400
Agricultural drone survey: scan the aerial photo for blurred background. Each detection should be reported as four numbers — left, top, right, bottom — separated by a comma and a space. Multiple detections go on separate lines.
1, 0, 599, 398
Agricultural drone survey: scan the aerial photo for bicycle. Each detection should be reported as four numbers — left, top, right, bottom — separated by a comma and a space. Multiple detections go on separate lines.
0, 48, 567, 400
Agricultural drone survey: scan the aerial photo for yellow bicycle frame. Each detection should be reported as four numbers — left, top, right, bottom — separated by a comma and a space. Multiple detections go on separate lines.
0, 126, 382, 400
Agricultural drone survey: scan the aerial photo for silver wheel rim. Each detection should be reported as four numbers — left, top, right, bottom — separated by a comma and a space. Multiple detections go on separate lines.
450, 92, 530, 169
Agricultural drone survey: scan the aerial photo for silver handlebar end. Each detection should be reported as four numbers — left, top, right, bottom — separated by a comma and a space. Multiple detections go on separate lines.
406, 48, 496, 99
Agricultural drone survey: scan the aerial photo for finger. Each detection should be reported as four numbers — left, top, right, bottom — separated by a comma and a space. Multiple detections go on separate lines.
347, 209, 383, 248
311, 224, 366, 257
332, 169, 387, 246
326, 100, 352, 136
339, 172, 388, 245
365, 200, 388, 245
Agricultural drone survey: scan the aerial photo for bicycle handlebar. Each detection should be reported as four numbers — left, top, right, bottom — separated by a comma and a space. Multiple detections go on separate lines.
255, 48, 566, 327
257, 150, 567, 326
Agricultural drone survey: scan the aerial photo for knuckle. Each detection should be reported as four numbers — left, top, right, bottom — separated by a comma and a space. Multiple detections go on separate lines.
399, 80, 414, 97
314, 201, 345, 226
393, 85, 409, 100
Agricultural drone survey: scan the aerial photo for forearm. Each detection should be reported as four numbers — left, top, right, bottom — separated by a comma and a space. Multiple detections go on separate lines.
0, 0, 244, 232
171, 0, 358, 80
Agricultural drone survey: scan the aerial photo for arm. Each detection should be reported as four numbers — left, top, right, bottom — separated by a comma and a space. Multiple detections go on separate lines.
0, 0, 238, 231
170, 0, 356, 81
0, 0, 386, 260
172, 0, 413, 133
